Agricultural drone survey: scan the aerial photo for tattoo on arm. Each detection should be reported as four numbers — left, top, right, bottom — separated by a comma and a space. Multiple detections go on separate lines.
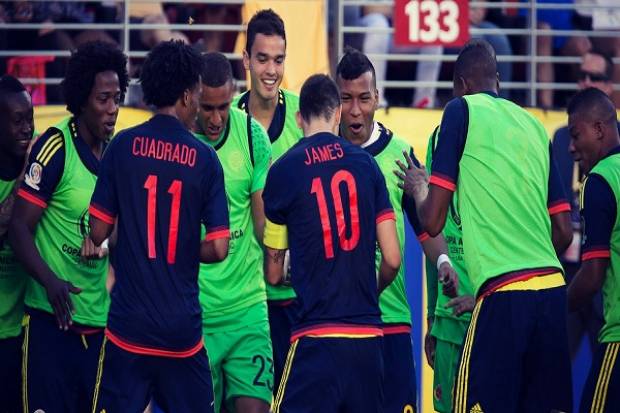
268, 249, 286, 264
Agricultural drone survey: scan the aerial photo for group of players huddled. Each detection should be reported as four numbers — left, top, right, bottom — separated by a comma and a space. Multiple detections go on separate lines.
0, 7, 618, 413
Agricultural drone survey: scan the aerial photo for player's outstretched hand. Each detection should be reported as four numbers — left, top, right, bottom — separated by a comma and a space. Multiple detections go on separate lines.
80, 236, 108, 260
438, 262, 458, 298
45, 276, 82, 330
445, 295, 475, 317
394, 151, 429, 202
424, 319, 437, 369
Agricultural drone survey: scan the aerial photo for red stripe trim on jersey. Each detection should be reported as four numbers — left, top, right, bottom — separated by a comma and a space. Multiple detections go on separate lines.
105, 329, 204, 358
382, 325, 412, 335
17, 188, 47, 208
417, 232, 430, 242
429, 174, 456, 192
548, 201, 571, 216
477, 267, 559, 300
290, 324, 383, 342
376, 210, 395, 224
582, 250, 611, 261
205, 228, 230, 242
89, 205, 115, 225
268, 299, 294, 307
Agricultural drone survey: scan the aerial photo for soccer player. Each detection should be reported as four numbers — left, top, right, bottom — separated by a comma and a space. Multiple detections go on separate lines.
9, 41, 127, 413
233, 8, 304, 390
263, 74, 401, 413
194, 52, 273, 413
423, 127, 475, 413
89, 40, 229, 413
397, 39, 574, 413
0, 75, 34, 413
566, 88, 620, 413
335, 48, 457, 413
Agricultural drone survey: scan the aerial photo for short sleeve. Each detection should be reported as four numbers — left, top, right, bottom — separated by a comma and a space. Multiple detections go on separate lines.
202, 149, 230, 241
18, 128, 65, 208
429, 98, 468, 192
250, 118, 272, 193
401, 147, 426, 239
89, 139, 119, 225
580, 173, 616, 261
373, 159, 395, 224
263, 162, 292, 225
547, 142, 571, 216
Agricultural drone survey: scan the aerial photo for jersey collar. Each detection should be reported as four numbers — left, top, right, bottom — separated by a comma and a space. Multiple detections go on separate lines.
363, 122, 393, 157
237, 89, 286, 143
71, 117, 103, 176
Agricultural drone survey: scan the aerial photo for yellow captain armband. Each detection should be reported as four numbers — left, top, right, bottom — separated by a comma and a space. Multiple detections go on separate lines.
264, 218, 288, 250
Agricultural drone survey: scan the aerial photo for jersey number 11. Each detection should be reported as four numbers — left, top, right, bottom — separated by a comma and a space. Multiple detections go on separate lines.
144, 175, 182, 264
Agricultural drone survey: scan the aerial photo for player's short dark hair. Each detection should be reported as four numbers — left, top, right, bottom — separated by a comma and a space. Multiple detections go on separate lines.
62, 41, 129, 117
245, 9, 286, 55
567, 87, 617, 125
201, 52, 233, 88
336, 47, 376, 87
454, 39, 497, 83
141, 40, 204, 108
587, 49, 614, 81
299, 74, 340, 122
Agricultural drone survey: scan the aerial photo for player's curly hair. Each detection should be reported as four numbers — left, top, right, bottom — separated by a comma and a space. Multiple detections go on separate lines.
62, 41, 129, 117
245, 9, 286, 55
140, 40, 204, 109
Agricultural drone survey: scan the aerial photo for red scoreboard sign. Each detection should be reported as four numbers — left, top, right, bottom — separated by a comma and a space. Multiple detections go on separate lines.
394, 0, 470, 47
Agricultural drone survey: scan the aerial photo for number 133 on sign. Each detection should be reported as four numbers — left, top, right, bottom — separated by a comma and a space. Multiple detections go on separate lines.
394, 0, 469, 47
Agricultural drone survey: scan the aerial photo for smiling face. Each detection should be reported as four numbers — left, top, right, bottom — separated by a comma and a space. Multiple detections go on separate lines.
578, 53, 613, 96
197, 80, 234, 141
568, 113, 604, 174
0, 90, 34, 160
80, 70, 121, 142
243, 33, 286, 103
337, 71, 378, 145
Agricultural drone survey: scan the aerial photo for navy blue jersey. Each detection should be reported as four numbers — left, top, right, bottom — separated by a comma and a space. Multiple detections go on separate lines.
262, 132, 394, 340
90, 114, 229, 354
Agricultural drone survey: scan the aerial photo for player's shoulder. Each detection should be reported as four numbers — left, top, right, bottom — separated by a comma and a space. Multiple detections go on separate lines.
232, 91, 249, 111
29, 125, 65, 165
280, 89, 299, 110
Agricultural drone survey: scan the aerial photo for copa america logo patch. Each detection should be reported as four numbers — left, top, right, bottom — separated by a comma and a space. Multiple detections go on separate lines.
24, 162, 43, 191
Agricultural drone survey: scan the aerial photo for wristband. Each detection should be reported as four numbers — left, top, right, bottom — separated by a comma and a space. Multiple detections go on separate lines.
436, 254, 451, 271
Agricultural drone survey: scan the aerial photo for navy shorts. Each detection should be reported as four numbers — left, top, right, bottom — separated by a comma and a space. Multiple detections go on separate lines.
580, 342, 620, 413
267, 300, 298, 392
22, 310, 104, 413
452, 286, 572, 413
92, 337, 214, 413
0, 334, 22, 413
383, 328, 417, 413
273, 336, 384, 413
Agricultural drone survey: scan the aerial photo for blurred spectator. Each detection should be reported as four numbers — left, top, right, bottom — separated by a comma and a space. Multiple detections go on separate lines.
551, 49, 614, 361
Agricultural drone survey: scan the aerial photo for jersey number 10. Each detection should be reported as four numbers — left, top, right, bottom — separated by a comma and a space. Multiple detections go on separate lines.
144, 175, 182, 264
310, 170, 360, 259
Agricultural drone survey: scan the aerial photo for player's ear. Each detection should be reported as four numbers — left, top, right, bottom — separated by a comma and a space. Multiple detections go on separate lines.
243, 50, 250, 71
295, 111, 304, 131
333, 105, 342, 131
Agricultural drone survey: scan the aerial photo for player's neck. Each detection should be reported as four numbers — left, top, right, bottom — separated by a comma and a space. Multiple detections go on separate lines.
75, 118, 105, 160
303, 121, 337, 137
248, 89, 277, 131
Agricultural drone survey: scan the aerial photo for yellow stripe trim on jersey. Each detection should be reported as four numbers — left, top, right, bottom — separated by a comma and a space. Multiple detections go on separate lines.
91, 336, 108, 413
264, 218, 288, 250
40, 139, 64, 166
495, 272, 565, 292
273, 339, 298, 413
590, 342, 619, 413
36, 134, 62, 163
21, 314, 30, 413
580, 175, 589, 211
454, 296, 484, 413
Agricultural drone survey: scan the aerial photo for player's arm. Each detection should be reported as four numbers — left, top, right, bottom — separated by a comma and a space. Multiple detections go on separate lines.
201, 148, 230, 263
249, 119, 272, 243
263, 219, 287, 285
568, 174, 614, 311
9, 131, 81, 330
395, 98, 466, 236
547, 142, 573, 254
376, 218, 400, 293
89, 139, 118, 248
